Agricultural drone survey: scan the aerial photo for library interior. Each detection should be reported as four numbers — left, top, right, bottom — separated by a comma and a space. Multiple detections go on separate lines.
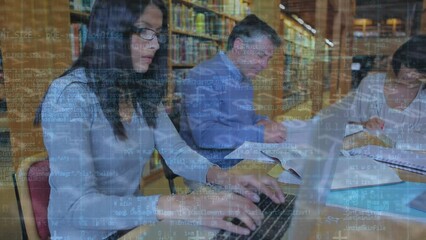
1, 0, 426, 239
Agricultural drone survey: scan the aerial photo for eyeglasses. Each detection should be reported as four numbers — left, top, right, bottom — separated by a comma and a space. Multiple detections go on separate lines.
131, 26, 167, 44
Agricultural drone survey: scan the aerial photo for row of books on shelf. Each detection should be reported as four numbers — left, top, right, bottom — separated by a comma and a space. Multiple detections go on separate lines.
170, 34, 218, 65
283, 76, 310, 93
70, 23, 88, 61
172, 3, 237, 37
172, 68, 190, 97
173, 3, 220, 36
70, 0, 95, 12
185, 0, 250, 17
169, 68, 191, 130
284, 41, 315, 58
149, 150, 162, 171
283, 27, 314, 48
282, 91, 308, 112
283, 55, 312, 93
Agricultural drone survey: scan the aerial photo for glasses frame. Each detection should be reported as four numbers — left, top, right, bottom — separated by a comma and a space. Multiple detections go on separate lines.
131, 26, 168, 44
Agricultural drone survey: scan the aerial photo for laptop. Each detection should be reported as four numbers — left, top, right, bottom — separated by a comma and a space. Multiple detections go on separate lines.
137, 93, 354, 240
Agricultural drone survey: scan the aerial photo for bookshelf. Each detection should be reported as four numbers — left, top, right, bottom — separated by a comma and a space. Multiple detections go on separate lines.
0, 0, 73, 168
166, 0, 251, 110
0, 49, 10, 162
69, 3, 90, 61
281, 14, 315, 112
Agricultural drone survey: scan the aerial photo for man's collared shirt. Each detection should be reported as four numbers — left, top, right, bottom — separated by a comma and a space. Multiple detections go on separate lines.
180, 51, 267, 168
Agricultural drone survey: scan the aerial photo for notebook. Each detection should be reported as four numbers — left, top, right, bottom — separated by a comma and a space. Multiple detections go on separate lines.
137, 93, 354, 240
349, 145, 426, 174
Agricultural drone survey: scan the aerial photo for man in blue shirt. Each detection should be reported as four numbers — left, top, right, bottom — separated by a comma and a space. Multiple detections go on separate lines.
180, 14, 287, 168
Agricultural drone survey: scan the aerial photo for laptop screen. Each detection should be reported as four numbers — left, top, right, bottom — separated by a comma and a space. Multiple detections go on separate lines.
286, 93, 354, 240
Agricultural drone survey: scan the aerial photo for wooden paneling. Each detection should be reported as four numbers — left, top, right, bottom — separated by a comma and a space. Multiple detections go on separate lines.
337, 0, 355, 97
0, 0, 72, 168
329, 0, 355, 102
421, 0, 426, 33
282, 0, 354, 115
282, 0, 316, 27
310, 0, 328, 116
251, 0, 285, 118
283, 0, 335, 39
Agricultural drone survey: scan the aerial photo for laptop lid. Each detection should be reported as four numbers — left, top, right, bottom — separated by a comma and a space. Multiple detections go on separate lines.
286, 93, 354, 239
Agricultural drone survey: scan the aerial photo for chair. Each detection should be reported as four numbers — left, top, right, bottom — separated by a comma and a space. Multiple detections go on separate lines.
12, 152, 50, 240
159, 156, 179, 194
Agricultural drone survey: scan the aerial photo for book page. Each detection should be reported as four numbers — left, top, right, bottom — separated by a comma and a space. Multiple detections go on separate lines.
224, 119, 316, 162
263, 148, 402, 190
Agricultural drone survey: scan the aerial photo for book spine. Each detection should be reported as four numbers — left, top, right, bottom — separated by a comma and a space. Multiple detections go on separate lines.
74, 0, 83, 11
195, 12, 206, 34
72, 24, 80, 60
70, 25, 75, 61
80, 24, 88, 52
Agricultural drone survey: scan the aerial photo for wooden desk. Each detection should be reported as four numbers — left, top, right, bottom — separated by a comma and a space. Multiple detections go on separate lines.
121, 135, 426, 239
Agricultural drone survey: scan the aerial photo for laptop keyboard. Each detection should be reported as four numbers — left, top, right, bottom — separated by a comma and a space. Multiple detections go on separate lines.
213, 193, 296, 240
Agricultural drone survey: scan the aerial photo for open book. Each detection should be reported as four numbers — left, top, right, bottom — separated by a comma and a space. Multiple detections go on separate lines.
224, 119, 318, 162
262, 148, 402, 190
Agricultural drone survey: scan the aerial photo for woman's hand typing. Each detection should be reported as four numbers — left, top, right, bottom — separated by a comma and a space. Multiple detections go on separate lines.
206, 166, 285, 204
156, 191, 263, 235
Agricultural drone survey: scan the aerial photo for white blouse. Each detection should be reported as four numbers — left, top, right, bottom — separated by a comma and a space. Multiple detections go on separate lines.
349, 72, 426, 132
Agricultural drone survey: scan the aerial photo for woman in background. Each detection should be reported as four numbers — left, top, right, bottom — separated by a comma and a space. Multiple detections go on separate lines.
35, 0, 284, 239
349, 35, 426, 131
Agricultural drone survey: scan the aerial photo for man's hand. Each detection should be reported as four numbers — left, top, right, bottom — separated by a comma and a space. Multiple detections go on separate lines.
257, 119, 287, 143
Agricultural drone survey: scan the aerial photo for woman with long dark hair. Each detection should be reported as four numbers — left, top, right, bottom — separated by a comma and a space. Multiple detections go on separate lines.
35, 0, 284, 239
349, 35, 426, 131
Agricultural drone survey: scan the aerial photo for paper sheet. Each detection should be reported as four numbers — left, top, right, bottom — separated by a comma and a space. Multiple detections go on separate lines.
281, 119, 317, 146
224, 141, 290, 163
344, 124, 363, 137
224, 119, 316, 162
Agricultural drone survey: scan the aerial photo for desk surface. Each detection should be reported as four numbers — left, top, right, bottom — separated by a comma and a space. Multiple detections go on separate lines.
120, 133, 426, 240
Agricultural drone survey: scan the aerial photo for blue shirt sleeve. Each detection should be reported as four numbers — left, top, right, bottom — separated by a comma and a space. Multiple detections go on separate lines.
154, 104, 213, 183
254, 113, 269, 123
182, 73, 265, 150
